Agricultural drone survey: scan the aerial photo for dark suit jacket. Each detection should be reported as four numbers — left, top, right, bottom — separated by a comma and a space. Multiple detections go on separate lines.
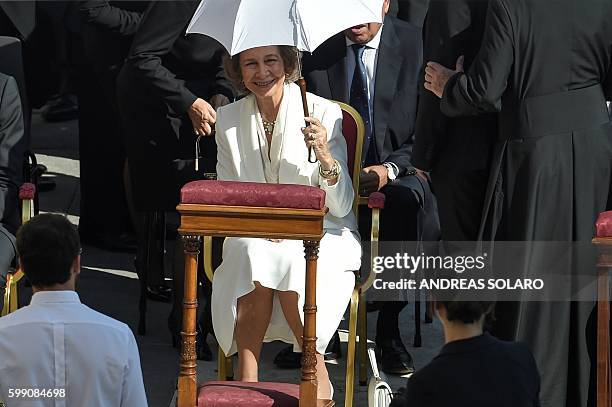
412, 0, 496, 173
0, 73, 24, 235
303, 15, 422, 178
123, 0, 232, 117
401, 333, 541, 407
117, 0, 233, 210
390, 0, 430, 27
0, 1, 35, 40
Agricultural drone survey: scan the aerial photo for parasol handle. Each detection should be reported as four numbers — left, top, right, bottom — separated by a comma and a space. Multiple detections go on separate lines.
298, 77, 317, 163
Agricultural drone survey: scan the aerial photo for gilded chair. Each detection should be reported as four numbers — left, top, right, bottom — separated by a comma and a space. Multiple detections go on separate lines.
0, 36, 43, 316
177, 180, 333, 406
1, 183, 35, 316
593, 211, 611, 407
335, 102, 384, 407
199, 102, 384, 406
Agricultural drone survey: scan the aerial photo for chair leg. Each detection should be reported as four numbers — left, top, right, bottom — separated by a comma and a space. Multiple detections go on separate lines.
178, 235, 200, 407
1, 273, 13, 316
218, 347, 226, 381
344, 288, 359, 407
358, 290, 368, 387
137, 211, 153, 335
8, 272, 21, 314
225, 354, 234, 380
216, 347, 234, 381
596, 267, 610, 407
425, 296, 434, 324
414, 296, 422, 348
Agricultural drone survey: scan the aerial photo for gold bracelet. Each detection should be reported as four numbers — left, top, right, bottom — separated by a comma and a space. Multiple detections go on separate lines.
319, 159, 341, 179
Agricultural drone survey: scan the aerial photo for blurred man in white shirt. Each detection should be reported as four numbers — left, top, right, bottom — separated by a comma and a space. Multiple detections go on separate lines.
0, 213, 147, 407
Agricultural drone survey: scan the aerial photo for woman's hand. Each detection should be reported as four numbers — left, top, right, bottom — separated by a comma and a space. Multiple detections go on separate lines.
302, 117, 334, 169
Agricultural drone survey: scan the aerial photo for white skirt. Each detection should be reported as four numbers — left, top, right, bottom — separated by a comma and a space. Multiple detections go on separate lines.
212, 229, 361, 356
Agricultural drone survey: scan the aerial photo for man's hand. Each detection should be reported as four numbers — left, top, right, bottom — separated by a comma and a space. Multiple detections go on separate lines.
359, 165, 388, 196
188, 98, 216, 136
424, 55, 464, 98
210, 94, 230, 110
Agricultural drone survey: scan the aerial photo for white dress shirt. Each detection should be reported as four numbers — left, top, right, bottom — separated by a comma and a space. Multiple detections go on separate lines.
0, 291, 147, 407
345, 26, 383, 125
345, 26, 399, 177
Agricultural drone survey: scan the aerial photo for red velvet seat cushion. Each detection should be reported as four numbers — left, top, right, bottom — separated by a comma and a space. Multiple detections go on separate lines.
180, 180, 325, 210
595, 211, 612, 238
198, 381, 299, 407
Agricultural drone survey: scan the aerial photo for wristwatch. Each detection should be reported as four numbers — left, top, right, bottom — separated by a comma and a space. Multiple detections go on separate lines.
382, 162, 399, 181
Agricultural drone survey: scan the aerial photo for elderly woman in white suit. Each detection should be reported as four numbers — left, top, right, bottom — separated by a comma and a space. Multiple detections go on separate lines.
212, 45, 361, 399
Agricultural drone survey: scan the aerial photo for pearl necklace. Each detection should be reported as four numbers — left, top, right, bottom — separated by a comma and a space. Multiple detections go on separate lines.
262, 119, 275, 135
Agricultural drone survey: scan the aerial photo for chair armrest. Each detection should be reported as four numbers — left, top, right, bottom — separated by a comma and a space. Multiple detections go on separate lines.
19, 183, 35, 224
357, 192, 386, 293
595, 211, 612, 238
367, 192, 385, 210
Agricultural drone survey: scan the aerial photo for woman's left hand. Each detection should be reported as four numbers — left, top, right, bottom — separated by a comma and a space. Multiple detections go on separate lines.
302, 117, 334, 169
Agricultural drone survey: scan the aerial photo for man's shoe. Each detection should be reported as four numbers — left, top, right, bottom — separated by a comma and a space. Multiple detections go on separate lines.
324, 331, 342, 361
145, 284, 172, 303
273, 346, 301, 369
274, 330, 343, 368
41, 94, 78, 122
81, 232, 137, 253
377, 339, 415, 375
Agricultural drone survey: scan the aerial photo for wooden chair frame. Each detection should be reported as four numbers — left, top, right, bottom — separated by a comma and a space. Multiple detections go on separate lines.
592, 236, 611, 407
177, 202, 332, 407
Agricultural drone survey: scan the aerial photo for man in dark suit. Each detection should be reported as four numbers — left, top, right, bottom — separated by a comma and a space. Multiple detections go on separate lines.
284, 0, 438, 375
73, 0, 146, 251
393, 300, 541, 407
0, 72, 25, 311
413, 0, 496, 242
117, 0, 234, 360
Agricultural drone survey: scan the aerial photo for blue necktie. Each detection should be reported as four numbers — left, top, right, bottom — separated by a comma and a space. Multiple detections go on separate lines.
349, 44, 377, 166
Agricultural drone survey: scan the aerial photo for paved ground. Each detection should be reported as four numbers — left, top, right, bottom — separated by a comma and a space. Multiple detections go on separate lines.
29, 112, 444, 406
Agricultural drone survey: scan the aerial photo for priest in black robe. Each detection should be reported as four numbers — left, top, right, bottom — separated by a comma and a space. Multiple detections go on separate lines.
413, 0, 496, 242
424, 0, 612, 406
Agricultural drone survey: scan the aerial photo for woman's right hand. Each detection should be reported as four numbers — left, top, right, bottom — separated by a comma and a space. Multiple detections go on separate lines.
302, 117, 334, 169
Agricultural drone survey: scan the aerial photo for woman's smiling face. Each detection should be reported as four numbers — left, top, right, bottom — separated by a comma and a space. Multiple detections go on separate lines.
239, 46, 286, 99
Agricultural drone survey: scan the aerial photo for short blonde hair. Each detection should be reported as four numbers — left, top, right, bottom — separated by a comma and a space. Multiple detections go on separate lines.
224, 46, 300, 95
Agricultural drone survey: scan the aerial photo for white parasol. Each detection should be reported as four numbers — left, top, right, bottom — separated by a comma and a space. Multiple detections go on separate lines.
187, 0, 383, 161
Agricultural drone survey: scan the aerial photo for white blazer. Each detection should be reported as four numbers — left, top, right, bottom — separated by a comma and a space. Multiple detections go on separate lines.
215, 83, 358, 233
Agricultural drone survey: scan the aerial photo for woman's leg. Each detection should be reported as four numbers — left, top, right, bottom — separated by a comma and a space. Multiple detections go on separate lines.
235, 282, 274, 381
278, 291, 332, 399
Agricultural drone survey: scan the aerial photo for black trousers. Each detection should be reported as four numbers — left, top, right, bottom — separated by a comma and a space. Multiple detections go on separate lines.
430, 169, 489, 241
360, 175, 439, 343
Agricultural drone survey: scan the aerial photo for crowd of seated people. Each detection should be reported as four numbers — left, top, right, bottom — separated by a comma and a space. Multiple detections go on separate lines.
1, 0, 611, 406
